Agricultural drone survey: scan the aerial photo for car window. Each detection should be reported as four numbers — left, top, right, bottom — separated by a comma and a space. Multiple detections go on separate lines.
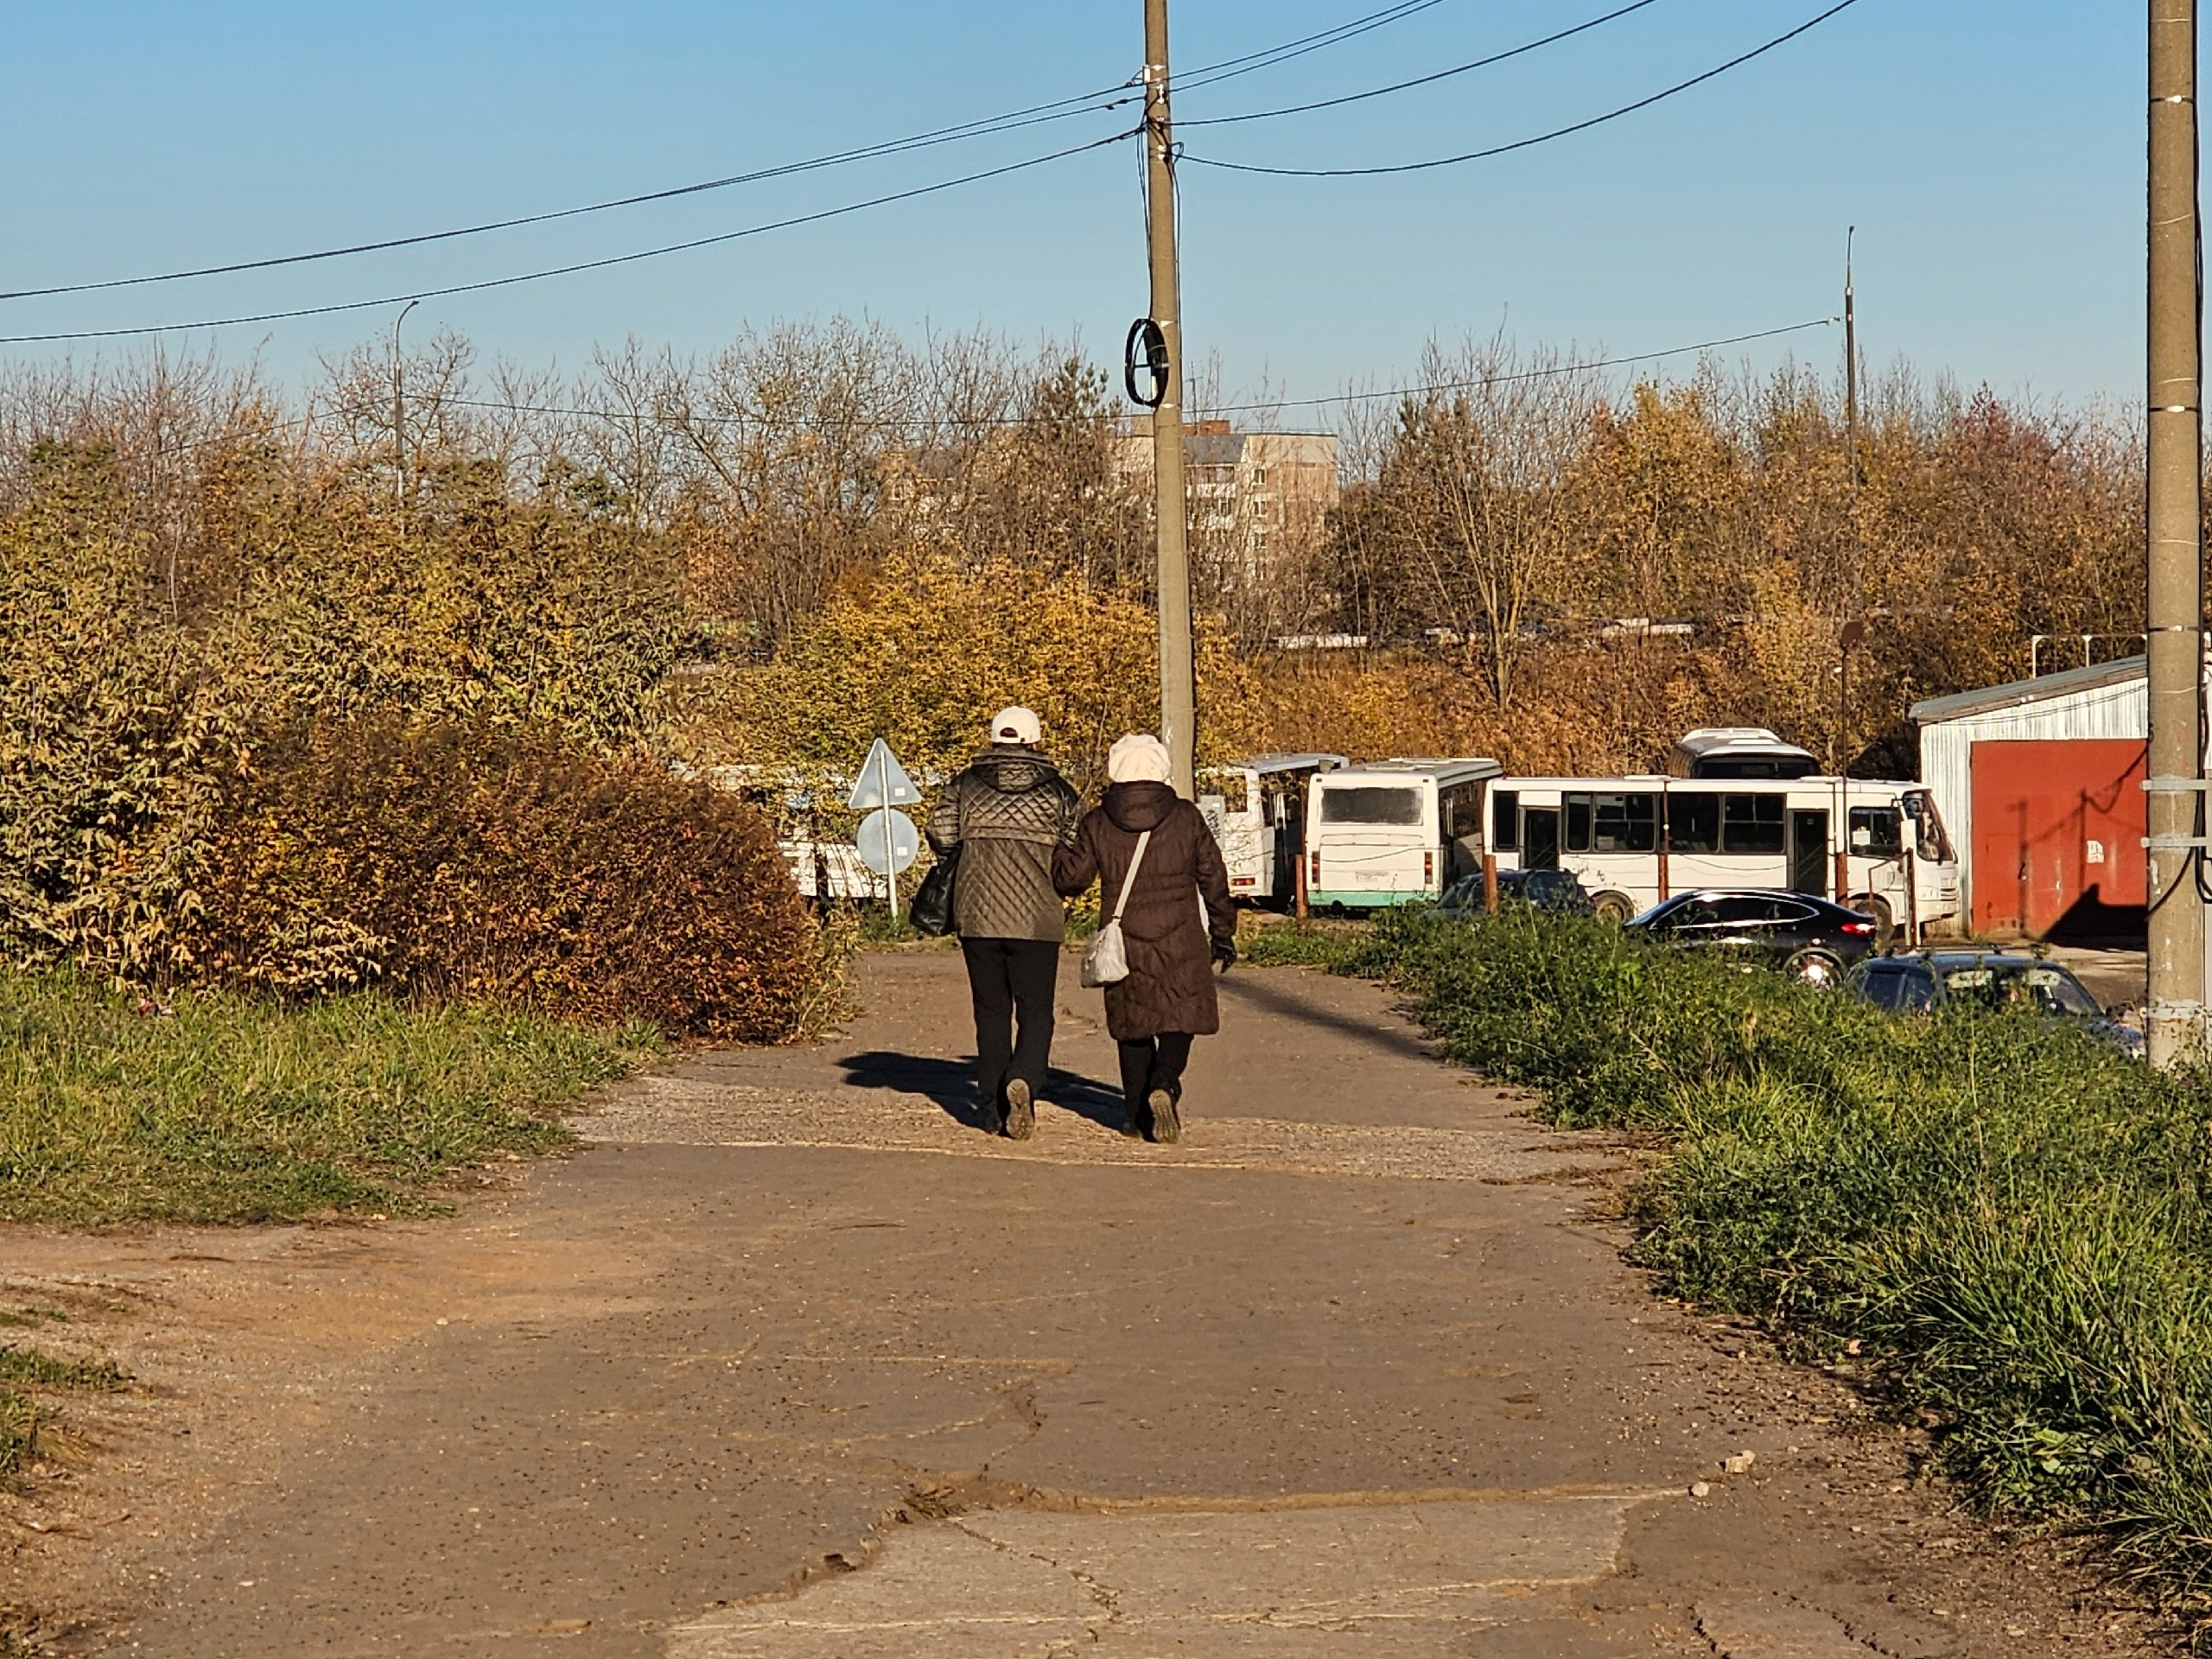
1992, 964, 2101, 1018
1895, 969, 1936, 1011
1857, 965, 1904, 1011
1440, 876, 1483, 909
1709, 897, 1770, 925
1767, 900, 1816, 925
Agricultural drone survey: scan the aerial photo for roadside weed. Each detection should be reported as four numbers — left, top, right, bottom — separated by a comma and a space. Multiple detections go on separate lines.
0, 971, 636, 1225
1338, 908, 2212, 1624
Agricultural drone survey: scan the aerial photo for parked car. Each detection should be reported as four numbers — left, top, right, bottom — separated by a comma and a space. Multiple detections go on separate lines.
1434, 868, 1595, 919
1847, 951, 2147, 1059
1624, 889, 1878, 986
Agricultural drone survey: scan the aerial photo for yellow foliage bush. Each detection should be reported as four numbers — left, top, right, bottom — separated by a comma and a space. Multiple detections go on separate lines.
678, 552, 1262, 800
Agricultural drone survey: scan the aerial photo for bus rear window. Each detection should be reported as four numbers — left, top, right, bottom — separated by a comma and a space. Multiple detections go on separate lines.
1320, 786, 1422, 826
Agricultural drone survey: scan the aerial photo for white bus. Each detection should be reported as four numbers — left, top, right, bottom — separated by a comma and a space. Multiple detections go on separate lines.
1199, 753, 1348, 905
1306, 758, 1503, 910
1489, 774, 1961, 939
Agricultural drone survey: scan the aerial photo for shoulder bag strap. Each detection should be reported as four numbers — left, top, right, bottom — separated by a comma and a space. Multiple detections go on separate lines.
1111, 831, 1153, 923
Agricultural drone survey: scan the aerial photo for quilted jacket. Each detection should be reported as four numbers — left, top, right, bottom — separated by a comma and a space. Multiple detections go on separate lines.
1054, 781, 1236, 1040
925, 747, 1083, 942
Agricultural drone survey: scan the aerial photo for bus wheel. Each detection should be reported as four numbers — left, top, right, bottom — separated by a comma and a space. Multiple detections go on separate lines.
1785, 948, 1846, 988
1859, 895, 1895, 949
1591, 892, 1634, 925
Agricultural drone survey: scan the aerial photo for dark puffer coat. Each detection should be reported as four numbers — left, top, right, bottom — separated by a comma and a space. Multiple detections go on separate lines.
1054, 781, 1236, 1040
925, 747, 1083, 942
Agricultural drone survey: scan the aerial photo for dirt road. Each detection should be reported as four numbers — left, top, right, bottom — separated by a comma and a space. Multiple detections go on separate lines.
3, 951, 2160, 1656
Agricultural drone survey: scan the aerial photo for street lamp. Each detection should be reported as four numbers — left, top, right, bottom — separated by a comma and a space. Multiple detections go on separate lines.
391, 298, 420, 511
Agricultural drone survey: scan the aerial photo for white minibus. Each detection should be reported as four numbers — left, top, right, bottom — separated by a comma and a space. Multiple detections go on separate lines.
1489, 774, 1961, 939
1306, 758, 1503, 910
1199, 753, 1348, 905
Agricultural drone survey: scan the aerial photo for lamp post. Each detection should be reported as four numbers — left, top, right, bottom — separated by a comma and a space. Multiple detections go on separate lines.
391, 298, 420, 512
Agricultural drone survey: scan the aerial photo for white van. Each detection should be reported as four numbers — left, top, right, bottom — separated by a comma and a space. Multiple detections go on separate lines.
1490, 773, 1961, 938
1306, 758, 1503, 910
1199, 753, 1348, 905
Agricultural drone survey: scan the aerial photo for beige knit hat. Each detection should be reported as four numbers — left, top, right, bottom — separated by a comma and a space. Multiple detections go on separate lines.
1107, 733, 1173, 785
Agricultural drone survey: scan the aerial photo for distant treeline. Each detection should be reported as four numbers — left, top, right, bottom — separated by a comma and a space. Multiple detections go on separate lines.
0, 323, 2145, 975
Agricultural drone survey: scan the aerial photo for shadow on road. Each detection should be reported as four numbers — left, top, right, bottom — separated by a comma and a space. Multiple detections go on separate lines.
836, 1051, 1133, 1136
1217, 970, 1441, 1063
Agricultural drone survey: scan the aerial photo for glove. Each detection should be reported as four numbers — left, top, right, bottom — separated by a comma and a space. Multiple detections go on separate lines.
1211, 939, 1237, 972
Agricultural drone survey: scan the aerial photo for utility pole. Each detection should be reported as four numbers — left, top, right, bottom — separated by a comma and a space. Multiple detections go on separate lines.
1842, 227, 1859, 504
1143, 0, 1197, 798
392, 298, 420, 514
2145, 0, 2203, 1067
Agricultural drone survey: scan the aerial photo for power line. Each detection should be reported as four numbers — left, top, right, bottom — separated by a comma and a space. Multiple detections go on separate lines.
77, 315, 1837, 451
0, 100, 1141, 305
1208, 316, 1838, 412
1175, 0, 1453, 92
0, 132, 1135, 345
0, 0, 1457, 306
1181, 0, 1662, 130
1182, 0, 1860, 177
352, 316, 1846, 432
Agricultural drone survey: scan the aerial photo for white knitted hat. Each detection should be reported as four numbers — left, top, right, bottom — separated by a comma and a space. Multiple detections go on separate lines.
1107, 733, 1173, 785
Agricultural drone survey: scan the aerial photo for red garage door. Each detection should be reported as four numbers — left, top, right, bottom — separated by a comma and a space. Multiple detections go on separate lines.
1970, 738, 2146, 941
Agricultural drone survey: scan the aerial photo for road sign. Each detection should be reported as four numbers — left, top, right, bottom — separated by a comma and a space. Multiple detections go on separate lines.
847, 740, 921, 811
855, 808, 920, 879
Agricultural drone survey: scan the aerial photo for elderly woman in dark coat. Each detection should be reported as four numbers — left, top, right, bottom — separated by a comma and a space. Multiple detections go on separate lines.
1054, 734, 1236, 1143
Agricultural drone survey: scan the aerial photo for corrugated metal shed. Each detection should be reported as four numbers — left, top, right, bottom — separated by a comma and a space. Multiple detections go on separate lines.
1911, 656, 2147, 918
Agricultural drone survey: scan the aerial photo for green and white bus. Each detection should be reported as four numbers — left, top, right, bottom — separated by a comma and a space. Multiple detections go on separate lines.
1304, 758, 1503, 910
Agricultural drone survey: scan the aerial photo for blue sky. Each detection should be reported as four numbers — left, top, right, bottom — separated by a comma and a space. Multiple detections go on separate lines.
0, 2, 2142, 412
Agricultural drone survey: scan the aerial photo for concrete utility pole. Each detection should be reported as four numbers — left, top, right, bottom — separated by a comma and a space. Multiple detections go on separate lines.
1143, 0, 1198, 798
2145, 0, 2204, 1067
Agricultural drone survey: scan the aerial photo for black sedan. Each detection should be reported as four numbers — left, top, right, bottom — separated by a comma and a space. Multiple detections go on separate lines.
1848, 951, 2146, 1059
1624, 889, 1879, 986
1435, 868, 1595, 919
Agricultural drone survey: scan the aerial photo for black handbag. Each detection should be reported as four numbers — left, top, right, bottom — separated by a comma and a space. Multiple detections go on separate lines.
908, 844, 960, 937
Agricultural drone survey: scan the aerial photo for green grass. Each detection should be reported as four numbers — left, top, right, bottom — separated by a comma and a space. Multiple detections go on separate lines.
1325, 907, 2212, 1625
0, 970, 642, 1226
0, 1340, 130, 1488
1240, 916, 1371, 969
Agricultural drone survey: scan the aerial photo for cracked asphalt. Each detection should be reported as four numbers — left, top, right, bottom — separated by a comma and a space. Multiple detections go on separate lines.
1, 950, 2171, 1656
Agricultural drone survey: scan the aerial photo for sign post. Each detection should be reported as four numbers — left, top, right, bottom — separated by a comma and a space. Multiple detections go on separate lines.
848, 740, 922, 920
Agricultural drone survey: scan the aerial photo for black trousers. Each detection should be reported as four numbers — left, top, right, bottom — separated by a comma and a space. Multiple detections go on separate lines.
960, 938, 1060, 1108
1117, 1032, 1195, 1120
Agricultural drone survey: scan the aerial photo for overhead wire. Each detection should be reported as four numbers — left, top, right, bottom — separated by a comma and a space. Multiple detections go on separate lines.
1180, 0, 1662, 129
0, 132, 1135, 344
399, 316, 1840, 431
0, 0, 1460, 305
1182, 0, 1861, 176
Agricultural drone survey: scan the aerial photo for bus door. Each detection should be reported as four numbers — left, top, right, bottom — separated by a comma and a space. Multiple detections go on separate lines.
1522, 806, 1561, 870
1789, 810, 1829, 897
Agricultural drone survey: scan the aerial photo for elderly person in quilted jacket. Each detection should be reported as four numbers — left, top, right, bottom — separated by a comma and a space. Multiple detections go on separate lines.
1054, 734, 1236, 1144
925, 706, 1083, 1140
